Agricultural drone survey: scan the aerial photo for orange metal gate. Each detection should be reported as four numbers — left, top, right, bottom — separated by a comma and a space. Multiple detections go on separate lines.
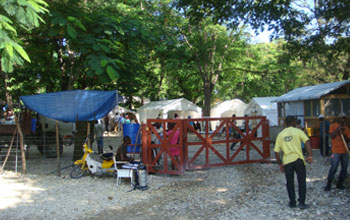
142, 119, 184, 175
142, 116, 270, 175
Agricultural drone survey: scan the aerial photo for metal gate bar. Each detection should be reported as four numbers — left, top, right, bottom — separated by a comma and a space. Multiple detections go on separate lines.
142, 116, 270, 175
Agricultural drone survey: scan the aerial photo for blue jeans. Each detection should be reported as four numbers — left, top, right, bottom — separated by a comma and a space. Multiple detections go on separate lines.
327, 153, 349, 182
284, 159, 306, 205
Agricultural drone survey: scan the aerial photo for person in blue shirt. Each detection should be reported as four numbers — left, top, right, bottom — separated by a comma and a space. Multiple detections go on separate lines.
31, 117, 37, 135
319, 115, 330, 156
188, 116, 194, 130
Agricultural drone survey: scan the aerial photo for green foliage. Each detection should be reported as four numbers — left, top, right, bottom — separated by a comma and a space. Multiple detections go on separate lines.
3, 0, 347, 113
215, 41, 304, 102
0, 0, 48, 73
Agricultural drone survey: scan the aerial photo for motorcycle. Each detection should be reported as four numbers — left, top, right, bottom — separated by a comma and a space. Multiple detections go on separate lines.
70, 139, 116, 179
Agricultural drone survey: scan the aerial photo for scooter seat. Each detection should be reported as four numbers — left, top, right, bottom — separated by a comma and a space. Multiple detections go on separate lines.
100, 152, 114, 161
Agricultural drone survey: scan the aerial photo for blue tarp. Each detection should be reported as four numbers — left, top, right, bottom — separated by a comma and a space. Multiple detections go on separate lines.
20, 90, 120, 122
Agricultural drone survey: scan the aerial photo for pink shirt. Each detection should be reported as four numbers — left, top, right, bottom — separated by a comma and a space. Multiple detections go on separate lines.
167, 129, 180, 144
167, 129, 180, 156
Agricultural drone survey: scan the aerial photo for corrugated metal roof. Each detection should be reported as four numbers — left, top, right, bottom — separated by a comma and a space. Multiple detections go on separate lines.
273, 81, 350, 103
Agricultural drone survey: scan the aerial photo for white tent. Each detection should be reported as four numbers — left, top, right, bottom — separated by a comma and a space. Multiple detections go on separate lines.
244, 97, 278, 138
210, 99, 247, 130
244, 97, 278, 126
137, 98, 202, 124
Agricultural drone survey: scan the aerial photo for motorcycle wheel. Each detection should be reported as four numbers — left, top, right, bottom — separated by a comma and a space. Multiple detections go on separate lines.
70, 164, 86, 179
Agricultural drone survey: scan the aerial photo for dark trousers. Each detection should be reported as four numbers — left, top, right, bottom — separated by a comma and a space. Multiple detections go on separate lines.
319, 136, 330, 156
97, 137, 104, 154
284, 159, 306, 205
327, 153, 349, 182
230, 133, 241, 150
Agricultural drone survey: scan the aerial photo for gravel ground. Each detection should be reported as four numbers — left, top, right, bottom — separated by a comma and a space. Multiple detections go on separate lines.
1, 136, 350, 220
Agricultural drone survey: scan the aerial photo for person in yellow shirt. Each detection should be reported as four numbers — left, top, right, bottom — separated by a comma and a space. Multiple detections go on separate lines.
274, 116, 313, 209
324, 113, 350, 191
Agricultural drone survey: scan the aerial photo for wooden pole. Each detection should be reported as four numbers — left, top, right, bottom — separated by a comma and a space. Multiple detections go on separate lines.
56, 121, 61, 176
322, 120, 326, 157
340, 134, 350, 155
14, 114, 26, 174
87, 121, 91, 149
0, 127, 17, 172
134, 126, 141, 157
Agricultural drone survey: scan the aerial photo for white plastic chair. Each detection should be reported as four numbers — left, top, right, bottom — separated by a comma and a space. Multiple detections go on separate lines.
113, 156, 134, 187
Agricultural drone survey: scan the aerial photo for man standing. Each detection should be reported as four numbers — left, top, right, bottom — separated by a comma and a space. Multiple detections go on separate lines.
324, 113, 350, 191
274, 116, 313, 209
94, 120, 105, 154
319, 115, 330, 156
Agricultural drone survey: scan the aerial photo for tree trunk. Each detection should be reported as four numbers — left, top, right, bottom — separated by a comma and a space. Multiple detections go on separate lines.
73, 121, 95, 161
3, 72, 13, 109
203, 80, 212, 117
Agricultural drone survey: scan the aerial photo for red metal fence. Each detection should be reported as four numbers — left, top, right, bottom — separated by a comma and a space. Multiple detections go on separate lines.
142, 116, 270, 175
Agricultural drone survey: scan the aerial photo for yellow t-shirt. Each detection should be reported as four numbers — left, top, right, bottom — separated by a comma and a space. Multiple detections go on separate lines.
274, 127, 309, 165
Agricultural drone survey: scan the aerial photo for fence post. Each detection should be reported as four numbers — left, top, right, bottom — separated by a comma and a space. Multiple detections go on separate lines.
262, 118, 270, 159
56, 121, 61, 177
141, 124, 148, 170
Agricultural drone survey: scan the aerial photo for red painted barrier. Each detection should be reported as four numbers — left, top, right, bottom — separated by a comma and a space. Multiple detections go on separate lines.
142, 116, 271, 175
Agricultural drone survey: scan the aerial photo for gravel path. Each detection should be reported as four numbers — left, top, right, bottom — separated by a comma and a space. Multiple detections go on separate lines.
1, 145, 349, 220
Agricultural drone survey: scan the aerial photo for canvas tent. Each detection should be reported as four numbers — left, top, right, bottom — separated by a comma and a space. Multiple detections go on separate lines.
244, 97, 278, 126
106, 105, 138, 128
137, 98, 202, 123
210, 99, 247, 130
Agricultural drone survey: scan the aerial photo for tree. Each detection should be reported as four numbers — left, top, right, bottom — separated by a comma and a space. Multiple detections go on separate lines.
0, 0, 48, 103
175, 1, 260, 116
0, 0, 48, 174
176, 0, 350, 84
275, 0, 350, 81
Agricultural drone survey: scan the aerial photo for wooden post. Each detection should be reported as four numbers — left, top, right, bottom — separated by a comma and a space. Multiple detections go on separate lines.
87, 122, 91, 149
141, 124, 148, 168
134, 126, 141, 158
56, 121, 61, 176
322, 120, 326, 157
0, 128, 17, 172
14, 114, 26, 174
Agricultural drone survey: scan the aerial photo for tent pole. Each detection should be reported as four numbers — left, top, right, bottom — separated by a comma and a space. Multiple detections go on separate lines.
134, 126, 141, 158
87, 121, 91, 149
56, 121, 61, 176
93, 113, 96, 152
14, 105, 26, 174
0, 127, 17, 173
15, 125, 18, 173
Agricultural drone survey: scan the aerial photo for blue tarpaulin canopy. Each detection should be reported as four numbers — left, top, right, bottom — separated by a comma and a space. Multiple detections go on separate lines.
20, 90, 120, 122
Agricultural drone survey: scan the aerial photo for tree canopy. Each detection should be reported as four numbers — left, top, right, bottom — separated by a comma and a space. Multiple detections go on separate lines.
1, 0, 348, 115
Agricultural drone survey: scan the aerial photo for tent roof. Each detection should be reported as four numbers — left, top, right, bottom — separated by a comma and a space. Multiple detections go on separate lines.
273, 81, 350, 103
20, 90, 120, 122
245, 97, 278, 126
138, 98, 201, 112
137, 98, 202, 123
211, 99, 246, 111
248, 97, 278, 110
